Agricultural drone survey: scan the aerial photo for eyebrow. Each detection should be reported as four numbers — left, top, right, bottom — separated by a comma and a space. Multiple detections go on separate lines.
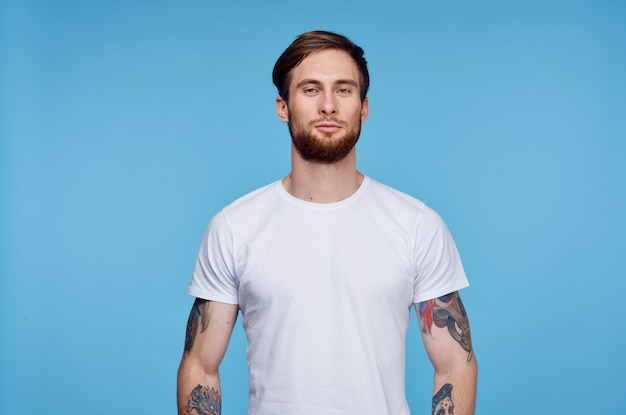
295, 78, 359, 89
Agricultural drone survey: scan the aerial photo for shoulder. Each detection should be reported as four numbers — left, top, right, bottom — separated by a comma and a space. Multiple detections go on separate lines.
216, 181, 281, 219
365, 177, 428, 214
364, 177, 447, 229
366, 177, 423, 205
204, 181, 283, 236
224, 181, 278, 210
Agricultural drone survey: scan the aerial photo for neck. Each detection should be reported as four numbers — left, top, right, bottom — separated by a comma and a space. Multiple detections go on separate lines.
282, 146, 363, 203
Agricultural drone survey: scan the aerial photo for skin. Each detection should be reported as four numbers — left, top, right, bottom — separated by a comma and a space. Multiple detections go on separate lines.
177, 48, 477, 414
418, 292, 478, 414
177, 299, 238, 414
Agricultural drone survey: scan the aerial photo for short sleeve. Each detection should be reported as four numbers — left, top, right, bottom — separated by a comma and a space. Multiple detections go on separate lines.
412, 206, 469, 304
187, 211, 240, 304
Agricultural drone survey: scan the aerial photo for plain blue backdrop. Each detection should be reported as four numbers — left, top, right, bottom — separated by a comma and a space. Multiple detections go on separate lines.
1, 0, 625, 413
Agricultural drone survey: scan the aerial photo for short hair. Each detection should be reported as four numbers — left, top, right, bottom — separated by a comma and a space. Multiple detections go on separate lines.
272, 30, 369, 103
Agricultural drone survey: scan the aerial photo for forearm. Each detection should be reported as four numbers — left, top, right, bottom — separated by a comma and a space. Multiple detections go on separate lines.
432, 358, 477, 415
177, 358, 223, 415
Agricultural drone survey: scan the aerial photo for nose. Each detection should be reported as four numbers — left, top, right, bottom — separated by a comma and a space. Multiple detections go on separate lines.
320, 93, 337, 115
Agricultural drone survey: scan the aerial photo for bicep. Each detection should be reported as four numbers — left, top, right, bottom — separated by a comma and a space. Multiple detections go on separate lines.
183, 298, 239, 373
415, 291, 474, 371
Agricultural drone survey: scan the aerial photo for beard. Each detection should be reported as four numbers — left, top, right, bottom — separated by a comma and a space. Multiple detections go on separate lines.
288, 116, 362, 164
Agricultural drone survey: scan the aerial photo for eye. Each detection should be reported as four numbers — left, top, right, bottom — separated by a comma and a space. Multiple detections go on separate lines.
303, 87, 318, 95
337, 88, 350, 95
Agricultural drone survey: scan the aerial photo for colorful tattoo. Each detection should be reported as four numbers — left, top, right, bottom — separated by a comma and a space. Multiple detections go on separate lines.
418, 292, 473, 362
184, 298, 209, 353
432, 383, 454, 415
187, 384, 222, 415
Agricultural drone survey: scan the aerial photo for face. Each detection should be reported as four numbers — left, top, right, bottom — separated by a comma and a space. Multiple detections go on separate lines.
276, 49, 369, 164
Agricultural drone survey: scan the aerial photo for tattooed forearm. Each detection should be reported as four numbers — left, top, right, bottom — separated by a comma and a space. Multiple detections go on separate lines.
187, 384, 222, 415
184, 298, 209, 353
418, 292, 473, 362
432, 383, 454, 415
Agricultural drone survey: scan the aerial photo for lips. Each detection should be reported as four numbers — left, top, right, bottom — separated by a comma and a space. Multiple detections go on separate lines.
315, 122, 342, 133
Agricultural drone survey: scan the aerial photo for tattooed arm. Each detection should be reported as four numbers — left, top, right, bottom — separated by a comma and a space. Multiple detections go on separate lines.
177, 298, 239, 415
416, 291, 478, 415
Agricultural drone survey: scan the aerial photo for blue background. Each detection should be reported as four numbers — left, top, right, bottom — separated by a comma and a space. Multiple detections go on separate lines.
1, 0, 624, 413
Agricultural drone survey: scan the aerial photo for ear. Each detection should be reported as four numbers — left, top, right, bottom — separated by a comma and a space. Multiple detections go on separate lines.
360, 97, 369, 124
276, 96, 289, 123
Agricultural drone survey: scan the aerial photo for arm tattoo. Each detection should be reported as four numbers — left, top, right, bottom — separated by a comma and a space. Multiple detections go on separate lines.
418, 292, 473, 362
432, 383, 454, 415
187, 384, 222, 415
184, 298, 209, 353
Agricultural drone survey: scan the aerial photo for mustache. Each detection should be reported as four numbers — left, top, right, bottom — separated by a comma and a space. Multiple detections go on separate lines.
311, 118, 345, 125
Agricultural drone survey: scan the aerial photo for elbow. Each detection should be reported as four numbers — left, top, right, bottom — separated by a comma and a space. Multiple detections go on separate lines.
434, 352, 477, 380
178, 353, 220, 383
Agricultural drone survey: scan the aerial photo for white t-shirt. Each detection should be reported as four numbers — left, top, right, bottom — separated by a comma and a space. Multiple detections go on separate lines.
188, 176, 469, 414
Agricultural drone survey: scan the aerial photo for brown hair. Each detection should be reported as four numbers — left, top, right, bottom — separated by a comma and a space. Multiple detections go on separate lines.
272, 30, 369, 103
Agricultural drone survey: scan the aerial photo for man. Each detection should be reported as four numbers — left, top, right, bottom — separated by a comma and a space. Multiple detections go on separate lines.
177, 30, 477, 415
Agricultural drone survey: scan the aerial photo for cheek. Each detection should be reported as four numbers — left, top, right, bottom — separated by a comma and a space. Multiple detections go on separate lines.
287, 102, 310, 121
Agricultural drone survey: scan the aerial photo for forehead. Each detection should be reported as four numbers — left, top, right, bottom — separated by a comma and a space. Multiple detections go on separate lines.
289, 49, 360, 86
